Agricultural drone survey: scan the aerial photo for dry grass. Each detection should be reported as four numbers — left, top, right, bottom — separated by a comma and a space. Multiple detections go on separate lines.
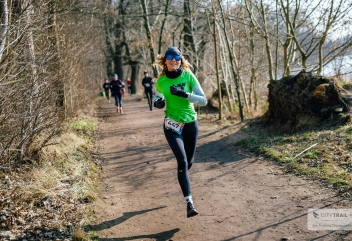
27, 130, 100, 201
0, 118, 100, 239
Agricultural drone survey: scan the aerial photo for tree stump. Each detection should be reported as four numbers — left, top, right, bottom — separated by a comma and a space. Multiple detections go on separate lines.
262, 71, 351, 131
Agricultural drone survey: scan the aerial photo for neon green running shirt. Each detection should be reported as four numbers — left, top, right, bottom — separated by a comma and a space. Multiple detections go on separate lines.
156, 70, 199, 123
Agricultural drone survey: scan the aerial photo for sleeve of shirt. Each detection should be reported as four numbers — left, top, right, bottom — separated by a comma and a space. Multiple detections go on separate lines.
185, 71, 207, 106
186, 84, 207, 106
154, 81, 164, 102
154, 90, 164, 102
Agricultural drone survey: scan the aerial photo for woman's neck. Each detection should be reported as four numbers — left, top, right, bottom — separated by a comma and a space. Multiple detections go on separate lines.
165, 68, 183, 79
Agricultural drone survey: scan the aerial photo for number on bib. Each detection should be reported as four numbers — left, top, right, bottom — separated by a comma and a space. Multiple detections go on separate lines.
164, 118, 185, 135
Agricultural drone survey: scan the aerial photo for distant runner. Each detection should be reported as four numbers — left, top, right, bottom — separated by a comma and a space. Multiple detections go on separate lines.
110, 73, 125, 114
142, 71, 154, 111
126, 78, 132, 95
102, 79, 111, 103
153, 47, 207, 218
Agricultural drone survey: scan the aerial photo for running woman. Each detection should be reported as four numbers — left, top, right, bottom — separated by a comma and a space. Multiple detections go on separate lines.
110, 73, 125, 113
153, 47, 207, 218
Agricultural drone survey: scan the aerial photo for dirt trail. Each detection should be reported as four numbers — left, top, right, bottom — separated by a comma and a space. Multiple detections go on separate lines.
90, 95, 352, 241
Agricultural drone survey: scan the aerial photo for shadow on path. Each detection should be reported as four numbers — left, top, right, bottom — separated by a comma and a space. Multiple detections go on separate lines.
96, 228, 180, 241
85, 206, 166, 232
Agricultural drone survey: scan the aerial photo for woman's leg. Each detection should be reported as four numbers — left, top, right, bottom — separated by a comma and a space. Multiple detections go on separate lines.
182, 121, 198, 170
145, 89, 152, 110
114, 94, 119, 107
147, 89, 153, 110
115, 93, 122, 108
164, 126, 191, 197
164, 121, 199, 217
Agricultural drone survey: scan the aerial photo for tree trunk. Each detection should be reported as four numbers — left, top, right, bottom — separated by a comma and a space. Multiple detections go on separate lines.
47, 1, 64, 112
139, 0, 158, 78
229, 12, 249, 113
130, 60, 139, 94
0, 0, 8, 61
218, 25, 234, 112
114, 43, 124, 80
157, 0, 170, 55
244, 0, 274, 81
104, 17, 114, 76
113, 0, 126, 80
259, 0, 274, 81
183, 0, 197, 74
249, 23, 258, 110
218, 0, 244, 121
212, 16, 222, 120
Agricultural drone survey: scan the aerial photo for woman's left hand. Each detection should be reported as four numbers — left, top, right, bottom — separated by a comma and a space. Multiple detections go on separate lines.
170, 85, 188, 98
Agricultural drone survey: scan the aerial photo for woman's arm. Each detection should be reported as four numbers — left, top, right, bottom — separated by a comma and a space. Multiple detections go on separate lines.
186, 85, 207, 106
154, 90, 164, 102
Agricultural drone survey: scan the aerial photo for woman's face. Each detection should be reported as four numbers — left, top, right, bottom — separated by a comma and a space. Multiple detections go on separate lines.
165, 56, 181, 72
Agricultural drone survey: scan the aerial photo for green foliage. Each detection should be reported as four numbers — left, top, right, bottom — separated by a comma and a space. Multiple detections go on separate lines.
302, 132, 313, 141
249, 137, 257, 143
257, 145, 266, 153
71, 227, 91, 241
304, 150, 320, 159
346, 127, 352, 134
331, 179, 349, 188
236, 139, 247, 146
70, 119, 96, 136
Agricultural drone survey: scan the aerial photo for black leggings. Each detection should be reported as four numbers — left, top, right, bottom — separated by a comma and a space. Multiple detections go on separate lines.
145, 88, 153, 110
164, 120, 198, 197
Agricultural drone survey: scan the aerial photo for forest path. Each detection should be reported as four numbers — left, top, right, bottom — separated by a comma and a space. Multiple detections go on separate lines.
89, 95, 352, 241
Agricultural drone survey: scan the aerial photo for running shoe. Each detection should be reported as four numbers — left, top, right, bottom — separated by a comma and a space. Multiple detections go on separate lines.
187, 202, 198, 218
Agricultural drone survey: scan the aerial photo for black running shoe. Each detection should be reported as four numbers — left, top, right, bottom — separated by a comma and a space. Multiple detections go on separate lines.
187, 202, 199, 218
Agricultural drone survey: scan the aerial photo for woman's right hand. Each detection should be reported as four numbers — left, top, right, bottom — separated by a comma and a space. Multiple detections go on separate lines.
154, 98, 165, 109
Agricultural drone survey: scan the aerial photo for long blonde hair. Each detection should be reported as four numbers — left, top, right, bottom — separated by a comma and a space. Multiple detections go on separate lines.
153, 54, 193, 78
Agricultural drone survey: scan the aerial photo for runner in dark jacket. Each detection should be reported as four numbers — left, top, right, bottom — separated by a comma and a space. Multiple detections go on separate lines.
110, 73, 125, 113
102, 79, 111, 103
142, 71, 154, 111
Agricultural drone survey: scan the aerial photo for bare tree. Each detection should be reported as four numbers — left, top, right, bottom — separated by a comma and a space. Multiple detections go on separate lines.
139, 0, 158, 77
0, 0, 8, 60
157, 0, 171, 55
243, 0, 275, 81
0, 0, 105, 164
217, 0, 244, 121
183, 0, 198, 74
207, 5, 222, 119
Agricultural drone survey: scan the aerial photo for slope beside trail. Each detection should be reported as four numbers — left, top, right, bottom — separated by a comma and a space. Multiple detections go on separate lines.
89, 95, 352, 241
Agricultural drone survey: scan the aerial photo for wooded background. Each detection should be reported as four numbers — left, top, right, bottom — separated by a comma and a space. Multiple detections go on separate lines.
0, 0, 351, 164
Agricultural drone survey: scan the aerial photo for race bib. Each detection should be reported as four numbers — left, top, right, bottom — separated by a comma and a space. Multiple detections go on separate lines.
145, 83, 150, 87
164, 118, 185, 135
